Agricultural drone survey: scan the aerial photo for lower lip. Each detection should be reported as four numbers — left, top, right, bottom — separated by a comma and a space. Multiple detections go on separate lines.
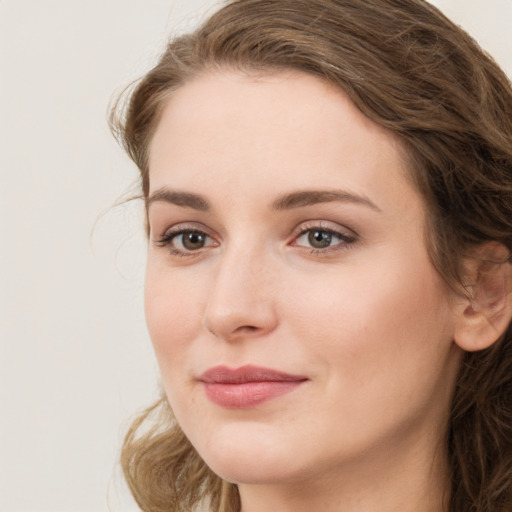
202, 381, 305, 408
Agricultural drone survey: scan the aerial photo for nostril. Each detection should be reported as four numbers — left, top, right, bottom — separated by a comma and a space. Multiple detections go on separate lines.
203, 320, 259, 338
236, 325, 259, 333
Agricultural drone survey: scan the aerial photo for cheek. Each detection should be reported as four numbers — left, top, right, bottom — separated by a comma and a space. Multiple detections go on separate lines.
283, 264, 458, 448
285, 253, 454, 380
144, 267, 204, 365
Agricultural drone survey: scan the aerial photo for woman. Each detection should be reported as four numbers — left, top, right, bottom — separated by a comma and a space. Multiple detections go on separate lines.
111, 0, 512, 510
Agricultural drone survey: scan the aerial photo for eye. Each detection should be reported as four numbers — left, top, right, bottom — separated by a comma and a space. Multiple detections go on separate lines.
304, 229, 336, 249
155, 227, 217, 256
174, 230, 211, 251
293, 226, 356, 252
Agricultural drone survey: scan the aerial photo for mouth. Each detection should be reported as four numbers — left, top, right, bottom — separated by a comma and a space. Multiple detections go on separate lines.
198, 365, 308, 409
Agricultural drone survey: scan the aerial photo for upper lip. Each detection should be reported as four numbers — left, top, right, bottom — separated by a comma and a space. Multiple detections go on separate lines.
199, 365, 308, 384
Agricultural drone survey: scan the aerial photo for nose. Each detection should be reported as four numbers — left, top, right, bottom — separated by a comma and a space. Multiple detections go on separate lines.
203, 245, 279, 342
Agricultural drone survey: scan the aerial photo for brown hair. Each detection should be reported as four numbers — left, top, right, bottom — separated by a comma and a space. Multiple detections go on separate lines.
111, 1, 512, 510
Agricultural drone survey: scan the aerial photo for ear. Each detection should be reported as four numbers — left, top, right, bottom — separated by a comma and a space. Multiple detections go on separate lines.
454, 242, 512, 352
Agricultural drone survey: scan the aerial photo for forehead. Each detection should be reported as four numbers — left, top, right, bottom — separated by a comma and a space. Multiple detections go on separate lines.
147, 69, 419, 216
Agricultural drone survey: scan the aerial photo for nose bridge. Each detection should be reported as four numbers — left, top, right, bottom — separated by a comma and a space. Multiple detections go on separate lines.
203, 239, 277, 340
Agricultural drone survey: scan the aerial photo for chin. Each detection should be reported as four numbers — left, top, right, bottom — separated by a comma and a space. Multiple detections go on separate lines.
191, 423, 303, 484
205, 453, 299, 485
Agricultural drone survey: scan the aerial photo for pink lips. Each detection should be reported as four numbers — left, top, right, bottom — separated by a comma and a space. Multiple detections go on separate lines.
199, 365, 308, 409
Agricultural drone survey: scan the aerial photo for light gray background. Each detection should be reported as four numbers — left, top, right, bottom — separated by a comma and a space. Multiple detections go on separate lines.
1, 1, 511, 511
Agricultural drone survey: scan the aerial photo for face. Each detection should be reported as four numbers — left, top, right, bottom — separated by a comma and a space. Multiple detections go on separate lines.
145, 70, 462, 487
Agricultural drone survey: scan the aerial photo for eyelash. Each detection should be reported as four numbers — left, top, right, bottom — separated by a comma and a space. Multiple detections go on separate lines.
154, 225, 216, 258
153, 222, 357, 258
292, 223, 357, 254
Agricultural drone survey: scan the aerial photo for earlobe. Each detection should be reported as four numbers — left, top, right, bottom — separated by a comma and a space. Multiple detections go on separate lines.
454, 243, 512, 352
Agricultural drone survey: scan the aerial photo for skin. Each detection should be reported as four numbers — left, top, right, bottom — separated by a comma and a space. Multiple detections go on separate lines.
145, 70, 464, 512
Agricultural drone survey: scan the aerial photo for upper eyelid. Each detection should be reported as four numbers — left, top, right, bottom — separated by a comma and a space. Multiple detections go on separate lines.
152, 221, 215, 239
296, 225, 350, 236
291, 219, 358, 237
292, 227, 356, 246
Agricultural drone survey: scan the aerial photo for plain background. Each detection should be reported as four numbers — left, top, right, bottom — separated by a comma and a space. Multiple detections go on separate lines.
1, 1, 511, 511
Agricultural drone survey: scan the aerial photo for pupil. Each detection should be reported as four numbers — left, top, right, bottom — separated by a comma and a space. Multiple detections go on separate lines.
308, 230, 332, 248
183, 232, 205, 250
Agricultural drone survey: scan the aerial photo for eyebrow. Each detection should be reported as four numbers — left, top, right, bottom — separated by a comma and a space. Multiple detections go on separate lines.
272, 190, 381, 212
146, 189, 210, 211
146, 187, 381, 213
